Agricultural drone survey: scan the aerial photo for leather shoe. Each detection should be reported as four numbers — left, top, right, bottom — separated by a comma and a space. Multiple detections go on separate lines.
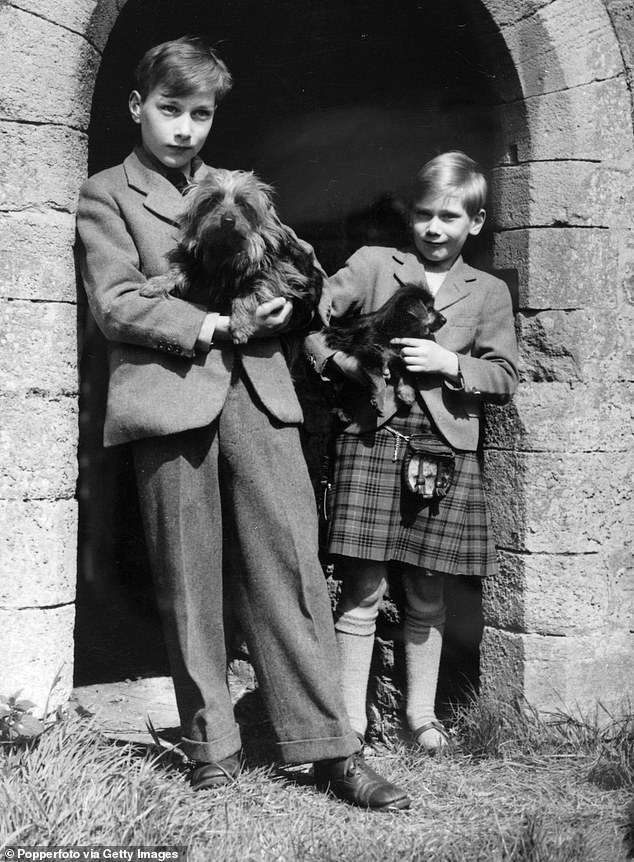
190, 751, 242, 790
313, 753, 410, 810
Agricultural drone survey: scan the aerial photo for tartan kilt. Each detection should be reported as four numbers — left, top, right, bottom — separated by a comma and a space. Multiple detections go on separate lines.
326, 403, 498, 578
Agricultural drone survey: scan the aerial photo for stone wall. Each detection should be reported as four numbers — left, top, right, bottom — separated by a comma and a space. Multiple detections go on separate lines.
1, 0, 632, 718
479, 0, 634, 712
0, 0, 124, 714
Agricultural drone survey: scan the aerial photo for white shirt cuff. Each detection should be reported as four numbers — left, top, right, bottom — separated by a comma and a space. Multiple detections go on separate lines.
195, 313, 220, 353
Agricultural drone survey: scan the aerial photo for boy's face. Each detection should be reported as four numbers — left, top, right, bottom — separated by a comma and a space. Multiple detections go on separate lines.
411, 192, 485, 271
129, 86, 217, 172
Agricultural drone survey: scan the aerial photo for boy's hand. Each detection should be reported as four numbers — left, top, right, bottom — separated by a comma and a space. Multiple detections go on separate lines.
391, 338, 460, 380
327, 351, 369, 386
251, 297, 294, 337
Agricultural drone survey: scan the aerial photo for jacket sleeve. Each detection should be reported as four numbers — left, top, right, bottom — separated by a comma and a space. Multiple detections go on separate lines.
76, 176, 207, 358
454, 277, 519, 403
304, 248, 373, 373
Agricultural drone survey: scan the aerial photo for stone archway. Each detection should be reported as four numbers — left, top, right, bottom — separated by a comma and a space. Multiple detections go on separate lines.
477, 0, 634, 710
1, 0, 632, 717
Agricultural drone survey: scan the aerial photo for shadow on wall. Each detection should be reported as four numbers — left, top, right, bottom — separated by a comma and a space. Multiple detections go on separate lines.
77, 0, 523, 703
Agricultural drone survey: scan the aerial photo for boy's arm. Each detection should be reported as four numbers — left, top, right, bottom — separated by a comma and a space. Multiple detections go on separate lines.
453, 277, 519, 402
77, 177, 207, 358
304, 249, 370, 375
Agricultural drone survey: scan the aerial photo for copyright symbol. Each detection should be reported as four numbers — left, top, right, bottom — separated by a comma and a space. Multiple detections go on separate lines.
5, 849, 15, 859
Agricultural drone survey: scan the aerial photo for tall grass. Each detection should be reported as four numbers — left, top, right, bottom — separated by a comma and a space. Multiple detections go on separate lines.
1, 696, 632, 861
451, 692, 634, 790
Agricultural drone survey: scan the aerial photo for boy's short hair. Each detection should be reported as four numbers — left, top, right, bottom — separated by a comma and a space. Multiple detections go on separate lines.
413, 151, 487, 217
135, 36, 233, 101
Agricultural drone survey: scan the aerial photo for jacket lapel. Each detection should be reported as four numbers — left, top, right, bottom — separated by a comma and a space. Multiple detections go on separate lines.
389, 250, 475, 312
390, 249, 428, 287
433, 256, 477, 312
123, 147, 209, 226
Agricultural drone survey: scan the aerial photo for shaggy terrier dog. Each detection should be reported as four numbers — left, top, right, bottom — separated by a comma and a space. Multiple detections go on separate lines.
324, 282, 445, 414
141, 169, 323, 344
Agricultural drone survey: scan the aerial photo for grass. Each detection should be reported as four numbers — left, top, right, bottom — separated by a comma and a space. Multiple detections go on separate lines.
1, 695, 633, 862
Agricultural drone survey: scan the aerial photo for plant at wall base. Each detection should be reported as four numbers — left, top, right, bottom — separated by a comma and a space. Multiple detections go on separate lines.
0, 693, 45, 744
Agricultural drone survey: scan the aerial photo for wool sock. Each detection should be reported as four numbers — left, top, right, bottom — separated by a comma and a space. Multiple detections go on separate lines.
334, 607, 379, 738
403, 576, 446, 751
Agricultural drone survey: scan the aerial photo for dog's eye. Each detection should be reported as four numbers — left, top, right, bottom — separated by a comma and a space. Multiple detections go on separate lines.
204, 191, 224, 206
235, 197, 257, 219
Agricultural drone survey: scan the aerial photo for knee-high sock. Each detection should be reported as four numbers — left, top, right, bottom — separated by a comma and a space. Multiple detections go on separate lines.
403, 580, 446, 732
334, 608, 379, 737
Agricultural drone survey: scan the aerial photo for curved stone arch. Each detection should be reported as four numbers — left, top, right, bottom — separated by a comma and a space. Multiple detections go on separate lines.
1, 0, 632, 715
477, 0, 634, 708
0, 0, 129, 713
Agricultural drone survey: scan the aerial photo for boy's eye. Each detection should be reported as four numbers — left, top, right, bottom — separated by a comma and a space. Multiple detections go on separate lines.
159, 104, 178, 115
193, 109, 214, 121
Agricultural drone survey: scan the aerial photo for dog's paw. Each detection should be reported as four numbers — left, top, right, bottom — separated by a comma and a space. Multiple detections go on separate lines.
229, 320, 254, 344
395, 379, 417, 406
139, 275, 175, 298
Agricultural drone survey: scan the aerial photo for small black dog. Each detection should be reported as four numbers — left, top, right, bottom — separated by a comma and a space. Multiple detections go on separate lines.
140, 168, 323, 344
324, 282, 446, 414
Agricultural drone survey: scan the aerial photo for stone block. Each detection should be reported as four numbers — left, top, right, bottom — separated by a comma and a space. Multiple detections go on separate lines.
485, 380, 634, 453
499, 78, 632, 162
0, 6, 99, 129
483, 550, 614, 634
604, 0, 634, 75
0, 299, 78, 395
606, 542, 634, 631
484, 450, 634, 553
477, 0, 566, 31
2, 604, 75, 716
0, 499, 77, 606
490, 160, 629, 230
492, 228, 620, 309
10, 0, 125, 52
480, 627, 525, 703
515, 307, 634, 385
481, 627, 634, 715
0, 210, 77, 302
497, 0, 621, 100
0, 122, 87, 212
0, 393, 78, 499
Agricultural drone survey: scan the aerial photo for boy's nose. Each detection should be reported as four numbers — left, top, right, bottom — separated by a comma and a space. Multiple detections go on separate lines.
426, 217, 442, 234
175, 117, 193, 139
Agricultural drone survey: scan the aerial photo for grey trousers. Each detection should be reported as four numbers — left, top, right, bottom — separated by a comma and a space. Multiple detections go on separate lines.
133, 365, 358, 764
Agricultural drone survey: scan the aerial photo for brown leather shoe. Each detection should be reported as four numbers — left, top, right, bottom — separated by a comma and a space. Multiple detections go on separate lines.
313, 754, 410, 810
190, 751, 242, 790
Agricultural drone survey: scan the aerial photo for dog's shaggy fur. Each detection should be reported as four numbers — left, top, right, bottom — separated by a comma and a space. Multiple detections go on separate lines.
324, 282, 446, 413
141, 168, 323, 344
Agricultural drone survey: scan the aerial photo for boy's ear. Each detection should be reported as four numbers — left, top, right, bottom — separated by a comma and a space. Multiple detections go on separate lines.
469, 208, 486, 237
129, 90, 143, 124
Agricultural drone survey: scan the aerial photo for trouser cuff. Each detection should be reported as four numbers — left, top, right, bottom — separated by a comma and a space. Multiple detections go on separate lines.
180, 725, 242, 763
276, 729, 360, 765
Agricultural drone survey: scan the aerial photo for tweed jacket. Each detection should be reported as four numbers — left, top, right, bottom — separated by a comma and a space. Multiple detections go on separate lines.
304, 246, 518, 451
77, 147, 303, 447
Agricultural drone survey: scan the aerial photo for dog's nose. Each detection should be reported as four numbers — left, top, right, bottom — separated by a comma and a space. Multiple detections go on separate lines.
220, 213, 236, 228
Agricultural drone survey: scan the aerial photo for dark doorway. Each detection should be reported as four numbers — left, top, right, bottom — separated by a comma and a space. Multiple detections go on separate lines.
76, 0, 519, 705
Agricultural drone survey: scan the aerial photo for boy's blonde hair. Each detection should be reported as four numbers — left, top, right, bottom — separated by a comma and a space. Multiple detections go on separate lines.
135, 36, 232, 101
414, 151, 487, 217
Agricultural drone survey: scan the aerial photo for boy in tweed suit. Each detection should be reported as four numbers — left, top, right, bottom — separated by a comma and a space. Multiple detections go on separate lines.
305, 152, 519, 753
77, 36, 409, 808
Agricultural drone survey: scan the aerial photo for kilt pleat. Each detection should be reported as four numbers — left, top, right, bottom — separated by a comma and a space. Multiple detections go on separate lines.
327, 404, 498, 577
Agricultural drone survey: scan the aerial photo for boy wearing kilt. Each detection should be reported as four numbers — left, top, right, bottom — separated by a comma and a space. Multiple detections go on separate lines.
305, 152, 519, 753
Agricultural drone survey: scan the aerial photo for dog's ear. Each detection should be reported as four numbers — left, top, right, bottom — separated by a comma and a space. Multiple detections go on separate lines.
178, 210, 199, 254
